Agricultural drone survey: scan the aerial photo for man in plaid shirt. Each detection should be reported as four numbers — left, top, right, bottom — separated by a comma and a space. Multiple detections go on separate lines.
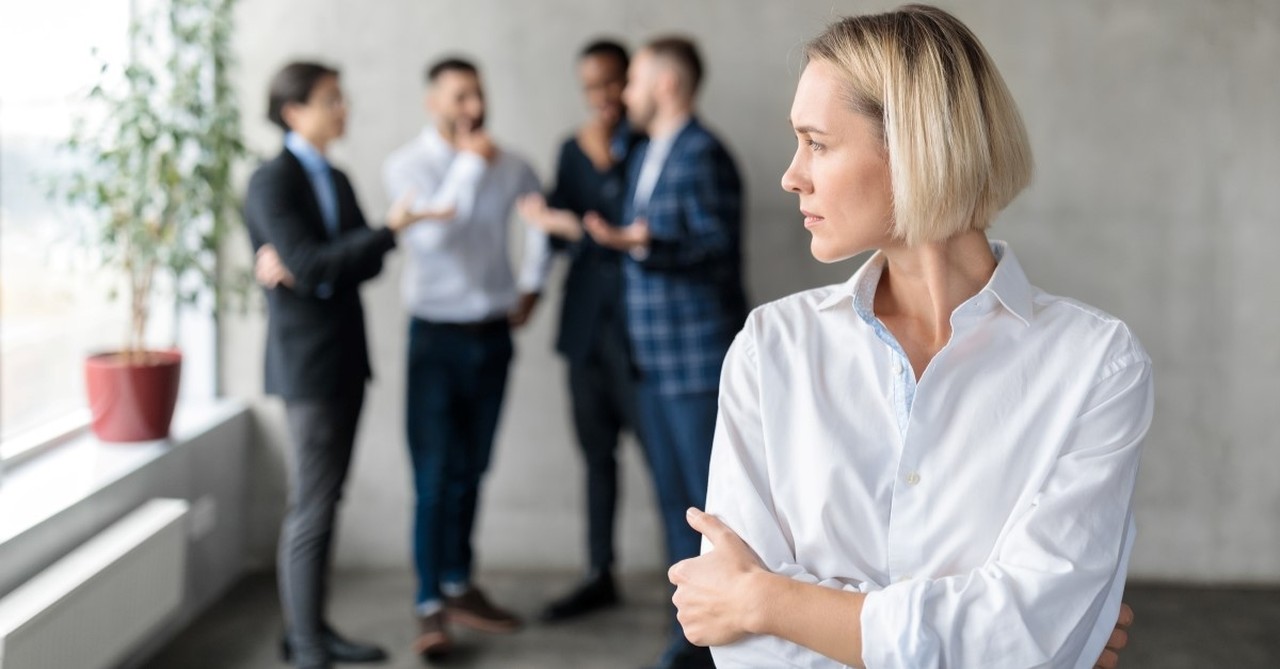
585, 35, 746, 669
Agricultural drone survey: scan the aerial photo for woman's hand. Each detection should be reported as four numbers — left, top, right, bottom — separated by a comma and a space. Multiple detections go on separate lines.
1094, 603, 1133, 668
668, 508, 769, 647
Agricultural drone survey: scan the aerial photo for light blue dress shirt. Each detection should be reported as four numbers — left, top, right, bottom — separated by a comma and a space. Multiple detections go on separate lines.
284, 132, 338, 298
284, 132, 339, 237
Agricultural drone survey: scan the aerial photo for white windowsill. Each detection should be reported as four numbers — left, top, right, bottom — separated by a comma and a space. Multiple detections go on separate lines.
0, 410, 93, 468
0, 399, 247, 548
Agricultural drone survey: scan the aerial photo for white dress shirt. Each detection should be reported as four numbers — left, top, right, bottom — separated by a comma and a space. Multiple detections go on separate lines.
705, 242, 1153, 669
383, 127, 550, 322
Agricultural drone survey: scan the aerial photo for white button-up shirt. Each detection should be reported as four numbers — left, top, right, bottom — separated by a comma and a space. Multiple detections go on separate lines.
705, 242, 1153, 669
383, 127, 550, 322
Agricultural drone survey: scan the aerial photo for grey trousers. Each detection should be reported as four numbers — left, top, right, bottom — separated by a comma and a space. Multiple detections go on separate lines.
280, 385, 365, 667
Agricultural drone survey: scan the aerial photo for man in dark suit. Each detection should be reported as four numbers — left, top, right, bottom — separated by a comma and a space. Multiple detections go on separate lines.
517, 39, 645, 622
243, 61, 445, 669
584, 37, 746, 669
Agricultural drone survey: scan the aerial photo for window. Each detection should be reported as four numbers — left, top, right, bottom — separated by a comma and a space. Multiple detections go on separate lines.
0, 0, 216, 465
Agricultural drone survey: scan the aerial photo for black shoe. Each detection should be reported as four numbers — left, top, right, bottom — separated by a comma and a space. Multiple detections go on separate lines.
540, 570, 620, 622
281, 624, 388, 664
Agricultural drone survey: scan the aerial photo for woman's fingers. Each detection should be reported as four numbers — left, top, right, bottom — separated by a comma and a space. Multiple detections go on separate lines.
686, 508, 734, 546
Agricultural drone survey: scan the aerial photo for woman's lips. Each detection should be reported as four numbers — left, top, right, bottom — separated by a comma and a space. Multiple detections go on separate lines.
801, 210, 824, 228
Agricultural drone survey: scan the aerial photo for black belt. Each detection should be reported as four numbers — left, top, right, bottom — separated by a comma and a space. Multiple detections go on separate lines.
418, 316, 509, 334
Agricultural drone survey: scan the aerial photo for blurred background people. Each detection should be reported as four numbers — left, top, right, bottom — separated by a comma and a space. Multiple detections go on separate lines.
382, 56, 550, 659
518, 38, 646, 623
245, 61, 445, 669
583, 36, 747, 669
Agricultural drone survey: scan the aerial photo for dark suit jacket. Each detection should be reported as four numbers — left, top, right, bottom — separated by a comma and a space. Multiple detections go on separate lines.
619, 117, 747, 395
243, 148, 396, 400
544, 129, 641, 364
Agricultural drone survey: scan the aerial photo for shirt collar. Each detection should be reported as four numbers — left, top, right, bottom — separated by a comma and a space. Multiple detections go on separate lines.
420, 126, 453, 157
982, 240, 1034, 326
814, 251, 883, 322
817, 240, 1034, 327
647, 116, 692, 155
284, 132, 329, 174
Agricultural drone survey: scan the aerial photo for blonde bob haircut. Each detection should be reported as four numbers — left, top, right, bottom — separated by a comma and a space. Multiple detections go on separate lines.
806, 4, 1033, 246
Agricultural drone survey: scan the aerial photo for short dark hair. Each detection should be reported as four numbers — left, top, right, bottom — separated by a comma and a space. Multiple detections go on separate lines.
267, 61, 339, 131
425, 57, 479, 84
645, 36, 703, 95
579, 39, 629, 71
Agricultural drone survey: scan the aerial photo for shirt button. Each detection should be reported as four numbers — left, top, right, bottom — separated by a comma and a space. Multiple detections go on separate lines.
892, 359, 903, 375
905, 472, 921, 486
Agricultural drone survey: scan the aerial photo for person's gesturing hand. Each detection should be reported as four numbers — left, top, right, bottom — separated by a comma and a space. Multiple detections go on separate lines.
583, 213, 649, 252
455, 120, 498, 163
516, 194, 584, 242
669, 508, 768, 647
387, 189, 455, 233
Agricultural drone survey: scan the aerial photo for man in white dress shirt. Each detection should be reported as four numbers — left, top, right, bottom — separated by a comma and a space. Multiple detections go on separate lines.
382, 57, 549, 660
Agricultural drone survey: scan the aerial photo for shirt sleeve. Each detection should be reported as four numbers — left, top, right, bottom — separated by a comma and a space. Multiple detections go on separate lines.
515, 163, 552, 294
860, 344, 1154, 669
382, 146, 487, 253
707, 318, 869, 669
638, 142, 741, 271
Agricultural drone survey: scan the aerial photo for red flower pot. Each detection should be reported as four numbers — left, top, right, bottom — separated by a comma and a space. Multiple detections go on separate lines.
84, 349, 182, 443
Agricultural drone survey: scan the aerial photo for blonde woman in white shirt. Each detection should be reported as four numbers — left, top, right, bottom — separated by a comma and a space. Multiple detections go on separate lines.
667, 5, 1151, 669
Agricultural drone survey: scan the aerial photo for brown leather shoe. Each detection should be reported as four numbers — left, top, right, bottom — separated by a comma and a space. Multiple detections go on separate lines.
443, 586, 522, 633
413, 611, 452, 660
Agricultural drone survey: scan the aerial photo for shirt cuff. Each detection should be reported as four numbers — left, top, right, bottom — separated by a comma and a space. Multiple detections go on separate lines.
859, 581, 929, 669
516, 275, 545, 294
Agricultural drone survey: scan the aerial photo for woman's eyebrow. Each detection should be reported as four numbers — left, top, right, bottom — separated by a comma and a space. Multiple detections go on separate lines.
790, 121, 828, 135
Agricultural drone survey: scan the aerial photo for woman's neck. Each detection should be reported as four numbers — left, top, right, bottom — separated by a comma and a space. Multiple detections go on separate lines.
875, 230, 996, 360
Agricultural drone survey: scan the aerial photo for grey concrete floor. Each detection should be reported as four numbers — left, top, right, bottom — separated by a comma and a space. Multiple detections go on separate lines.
140, 570, 1280, 668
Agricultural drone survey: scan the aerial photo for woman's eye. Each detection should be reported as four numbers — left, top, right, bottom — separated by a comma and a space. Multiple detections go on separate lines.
806, 139, 825, 152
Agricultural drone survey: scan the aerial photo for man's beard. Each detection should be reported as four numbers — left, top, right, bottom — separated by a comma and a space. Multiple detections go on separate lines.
456, 112, 485, 131
626, 102, 654, 133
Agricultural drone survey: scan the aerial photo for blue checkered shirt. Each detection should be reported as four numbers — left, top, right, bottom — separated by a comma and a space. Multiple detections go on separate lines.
621, 117, 747, 396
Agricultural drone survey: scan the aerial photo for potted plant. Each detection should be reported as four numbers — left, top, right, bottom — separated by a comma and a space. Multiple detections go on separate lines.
47, 0, 247, 442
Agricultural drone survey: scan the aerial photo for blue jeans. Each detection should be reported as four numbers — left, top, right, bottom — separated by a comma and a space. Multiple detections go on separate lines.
638, 383, 718, 566
637, 382, 719, 667
406, 318, 513, 607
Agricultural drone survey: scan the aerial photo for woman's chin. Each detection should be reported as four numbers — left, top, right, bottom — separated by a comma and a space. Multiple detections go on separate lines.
809, 238, 861, 264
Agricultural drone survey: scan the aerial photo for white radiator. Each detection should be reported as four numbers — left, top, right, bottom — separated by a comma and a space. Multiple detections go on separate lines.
0, 498, 189, 669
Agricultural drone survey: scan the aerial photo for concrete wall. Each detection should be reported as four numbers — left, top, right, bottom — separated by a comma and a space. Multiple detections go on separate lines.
221, 0, 1280, 582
